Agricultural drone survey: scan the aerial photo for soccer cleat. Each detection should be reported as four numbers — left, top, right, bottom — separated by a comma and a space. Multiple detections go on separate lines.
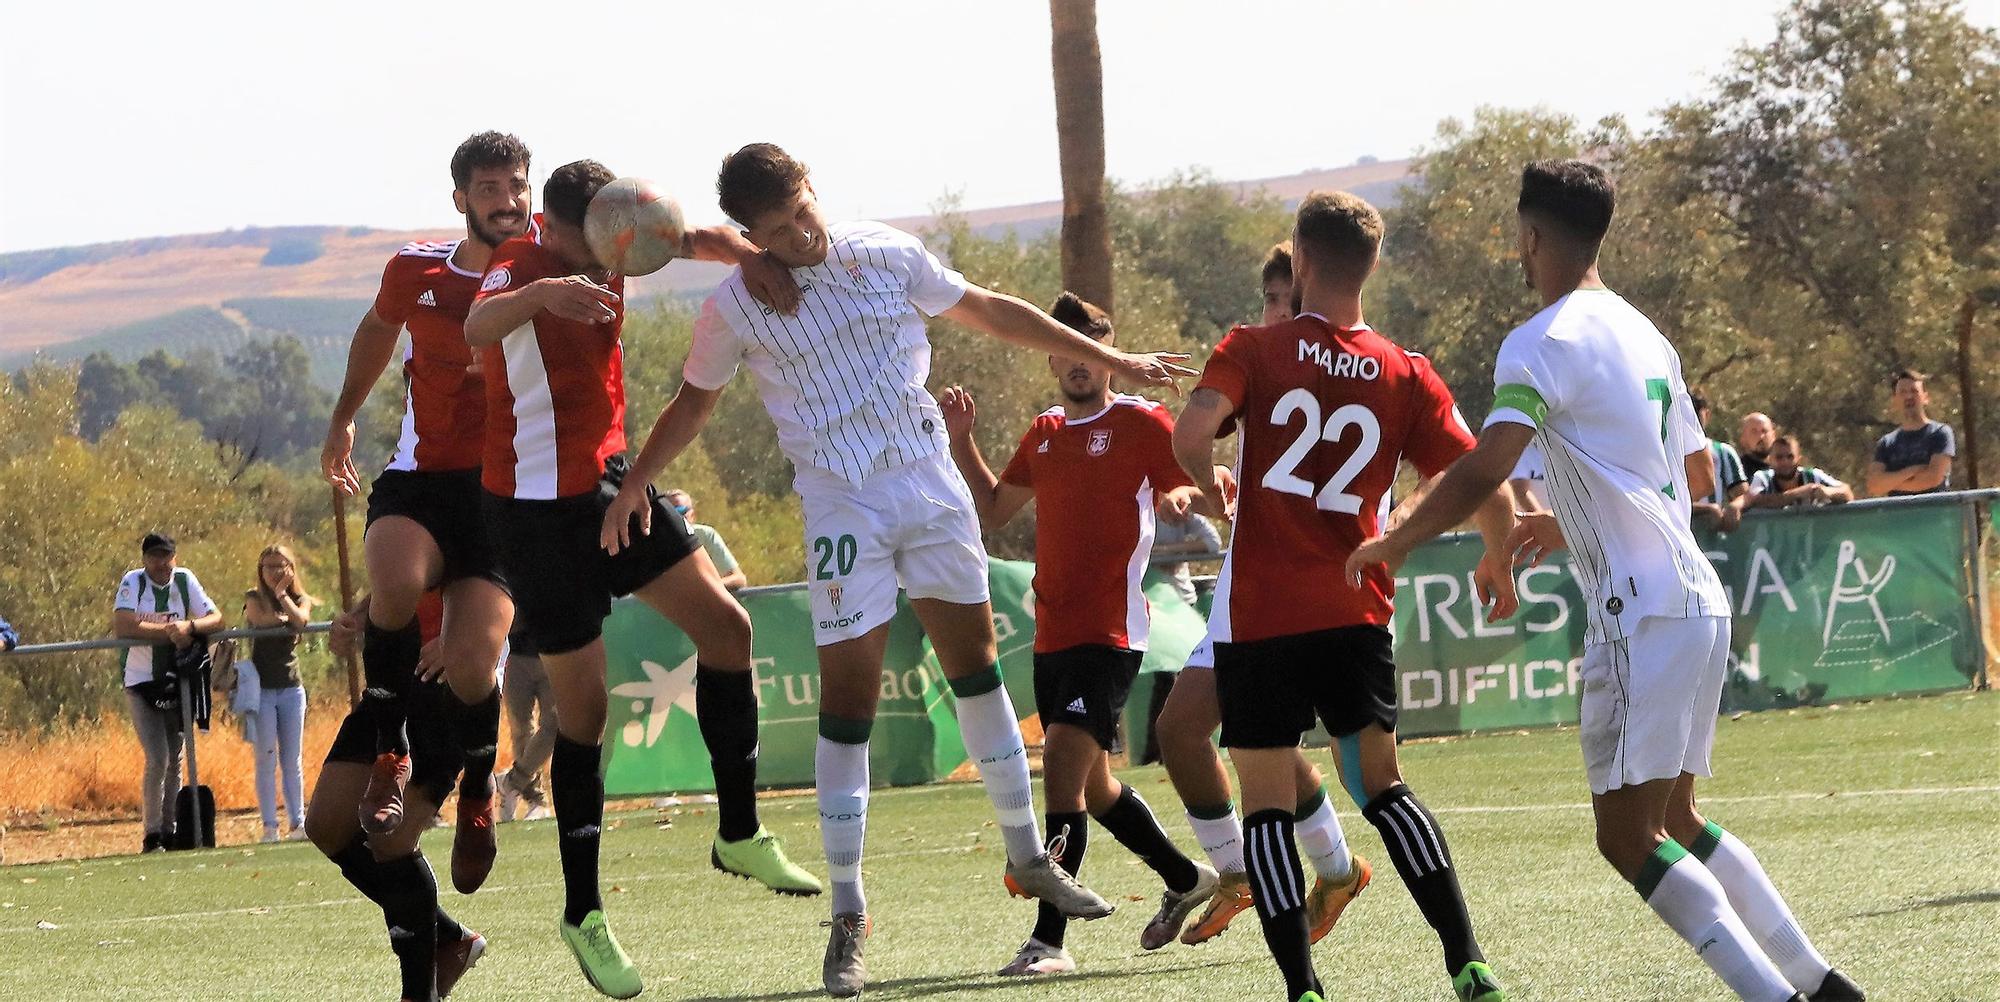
821, 912, 870, 998
711, 828, 824, 896
496, 771, 520, 823
1298, 994, 1326, 1002
1453, 960, 1507, 1001
1140, 862, 1220, 950
996, 936, 1076, 977
359, 752, 413, 836
434, 928, 486, 998
559, 910, 643, 999
1002, 852, 1115, 919
1306, 853, 1372, 944
1809, 968, 1865, 1001
451, 796, 497, 894
1180, 870, 1253, 945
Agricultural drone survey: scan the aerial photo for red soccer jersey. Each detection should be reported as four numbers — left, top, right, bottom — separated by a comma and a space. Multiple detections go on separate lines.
1197, 315, 1474, 643
1000, 394, 1194, 653
371, 240, 487, 472
475, 236, 628, 500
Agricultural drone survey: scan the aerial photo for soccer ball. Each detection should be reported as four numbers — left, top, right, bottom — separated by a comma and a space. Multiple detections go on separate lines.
584, 177, 686, 277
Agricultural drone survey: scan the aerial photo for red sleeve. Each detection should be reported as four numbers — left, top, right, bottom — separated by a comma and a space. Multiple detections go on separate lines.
371, 255, 416, 326
999, 421, 1040, 487
1403, 354, 1477, 478
473, 239, 546, 305
1194, 328, 1250, 437
1143, 403, 1195, 490
416, 590, 444, 645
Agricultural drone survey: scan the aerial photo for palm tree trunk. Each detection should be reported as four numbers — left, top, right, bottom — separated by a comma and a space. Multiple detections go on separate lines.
1050, 0, 1113, 312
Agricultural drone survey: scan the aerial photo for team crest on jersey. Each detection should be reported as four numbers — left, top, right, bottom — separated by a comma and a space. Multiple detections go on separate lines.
1087, 429, 1112, 456
846, 262, 865, 283
479, 267, 511, 293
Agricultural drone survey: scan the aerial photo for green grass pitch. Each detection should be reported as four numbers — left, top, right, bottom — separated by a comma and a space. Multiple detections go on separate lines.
3, 691, 1993, 1001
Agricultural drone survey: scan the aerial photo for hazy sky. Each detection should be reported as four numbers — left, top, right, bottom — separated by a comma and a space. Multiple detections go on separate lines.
4, 0, 1996, 254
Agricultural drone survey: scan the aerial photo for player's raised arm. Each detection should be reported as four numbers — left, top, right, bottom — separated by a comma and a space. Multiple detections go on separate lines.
684, 225, 800, 315
464, 275, 618, 347
943, 286, 1194, 391
939, 386, 1033, 531
1171, 387, 1236, 507
1347, 422, 1536, 578
322, 307, 405, 495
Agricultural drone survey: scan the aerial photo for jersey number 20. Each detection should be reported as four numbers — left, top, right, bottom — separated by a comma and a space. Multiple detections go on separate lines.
1262, 388, 1381, 514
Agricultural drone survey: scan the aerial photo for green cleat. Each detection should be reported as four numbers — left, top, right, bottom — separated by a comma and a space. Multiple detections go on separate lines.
559, 910, 644, 999
1297, 993, 1325, 1002
712, 827, 824, 896
1454, 960, 1507, 1001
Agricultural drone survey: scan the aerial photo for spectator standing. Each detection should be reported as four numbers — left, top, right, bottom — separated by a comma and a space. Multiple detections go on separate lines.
1150, 507, 1222, 607
242, 545, 316, 843
1866, 369, 1955, 497
1746, 436, 1853, 509
0, 613, 16, 651
663, 490, 747, 590
1690, 393, 1749, 532
496, 627, 555, 821
1738, 412, 1777, 480
112, 533, 223, 853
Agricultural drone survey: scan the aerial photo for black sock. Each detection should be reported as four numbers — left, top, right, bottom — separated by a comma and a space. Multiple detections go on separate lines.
1363, 783, 1484, 974
434, 908, 465, 946
1243, 809, 1319, 1000
446, 687, 502, 801
362, 620, 420, 756
1095, 784, 1200, 894
1030, 811, 1089, 948
374, 851, 441, 1002
330, 835, 465, 948
695, 664, 761, 843
552, 735, 605, 926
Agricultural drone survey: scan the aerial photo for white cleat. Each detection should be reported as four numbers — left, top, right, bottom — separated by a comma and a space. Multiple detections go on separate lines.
997, 937, 1076, 977
1141, 862, 1220, 950
1004, 852, 1115, 919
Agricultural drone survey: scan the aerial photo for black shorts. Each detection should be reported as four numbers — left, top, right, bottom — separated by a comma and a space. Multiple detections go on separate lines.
482, 455, 699, 656
1215, 625, 1397, 749
1033, 644, 1144, 751
366, 468, 504, 587
325, 681, 462, 806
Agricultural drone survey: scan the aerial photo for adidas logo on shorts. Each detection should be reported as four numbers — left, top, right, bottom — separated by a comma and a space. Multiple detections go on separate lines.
1066, 697, 1087, 714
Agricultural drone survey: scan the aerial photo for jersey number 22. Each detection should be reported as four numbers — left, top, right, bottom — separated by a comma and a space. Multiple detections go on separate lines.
1262, 388, 1380, 514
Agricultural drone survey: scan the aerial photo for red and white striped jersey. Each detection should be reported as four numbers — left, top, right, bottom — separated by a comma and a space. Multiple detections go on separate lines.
1000, 394, 1193, 653
475, 236, 628, 500
372, 241, 488, 471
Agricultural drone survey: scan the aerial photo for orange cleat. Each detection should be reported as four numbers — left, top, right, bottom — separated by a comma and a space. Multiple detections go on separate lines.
359, 752, 412, 836
451, 796, 497, 894
1307, 854, 1372, 945
1180, 870, 1254, 945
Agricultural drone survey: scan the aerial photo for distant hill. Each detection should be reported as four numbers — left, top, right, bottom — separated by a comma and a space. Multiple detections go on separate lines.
0, 160, 1414, 382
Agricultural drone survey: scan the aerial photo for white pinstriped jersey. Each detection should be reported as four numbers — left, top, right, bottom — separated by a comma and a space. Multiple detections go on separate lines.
684, 221, 969, 486
1485, 289, 1728, 644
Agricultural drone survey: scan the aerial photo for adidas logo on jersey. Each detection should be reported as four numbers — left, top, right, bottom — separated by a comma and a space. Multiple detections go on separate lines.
1037, 440, 1051, 454
417, 289, 438, 307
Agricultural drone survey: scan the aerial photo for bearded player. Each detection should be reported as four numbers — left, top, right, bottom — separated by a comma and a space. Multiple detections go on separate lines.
1155, 241, 1371, 948
605, 143, 1191, 997
1349, 160, 1861, 1002
464, 159, 816, 999
1175, 191, 1517, 1002
941, 292, 1221, 976
319, 131, 529, 902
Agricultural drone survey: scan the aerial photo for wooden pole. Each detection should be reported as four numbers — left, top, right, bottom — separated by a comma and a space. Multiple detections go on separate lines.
1050, 0, 1113, 313
332, 489, 362, 707
1955, 296, 1981, 487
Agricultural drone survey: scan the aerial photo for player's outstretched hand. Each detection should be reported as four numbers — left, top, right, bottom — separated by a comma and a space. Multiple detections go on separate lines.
939, 385, 977, 442
537, 275, 620, 324
1506, 511, 1567, 567
600, 485, 651, 556
741, 250, 802, 315
328, 605, 363, 660
1345, 534, 1409, 587
414, 637, 447, 683
1114, 351, 1198, 392
1473, 551, 1520, 623
1213, 465, 1239, 520
1158, 486, 1194, 524
322, 422, 362, 496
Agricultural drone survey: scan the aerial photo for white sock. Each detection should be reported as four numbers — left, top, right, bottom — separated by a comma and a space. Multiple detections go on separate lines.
1188, 807, 1246, 875
952, 685, 1043, 865
1294, 791, 1354, 880
1699, 824, 1832, 993
1643, 848, 1797, 1002
816, 737, 870, 916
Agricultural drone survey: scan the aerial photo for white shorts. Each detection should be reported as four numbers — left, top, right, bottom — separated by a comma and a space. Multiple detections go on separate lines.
800, 453, 990, 646
1580, 615, 1729, 795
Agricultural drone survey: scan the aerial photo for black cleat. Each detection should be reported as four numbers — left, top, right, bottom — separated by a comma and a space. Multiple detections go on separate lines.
1809, 968, 1865, 1001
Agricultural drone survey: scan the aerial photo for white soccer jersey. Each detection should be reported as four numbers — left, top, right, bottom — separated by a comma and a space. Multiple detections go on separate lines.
113, 567, 218, 687
1485, 289, 1728, 644
1509, 442, 1548, 510
684, 221, 970, 486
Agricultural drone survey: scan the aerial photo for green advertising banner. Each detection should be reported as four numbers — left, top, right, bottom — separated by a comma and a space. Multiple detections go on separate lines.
1391, 499, 1985, 736
601, 559, 1207, 796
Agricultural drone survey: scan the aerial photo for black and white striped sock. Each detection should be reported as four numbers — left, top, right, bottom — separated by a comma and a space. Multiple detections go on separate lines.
1243, 809, 1318, 1000
1363, 783, 1484, 974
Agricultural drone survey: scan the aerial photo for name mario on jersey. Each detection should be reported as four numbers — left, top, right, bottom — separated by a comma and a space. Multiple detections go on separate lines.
1299, 339, 1381, 379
